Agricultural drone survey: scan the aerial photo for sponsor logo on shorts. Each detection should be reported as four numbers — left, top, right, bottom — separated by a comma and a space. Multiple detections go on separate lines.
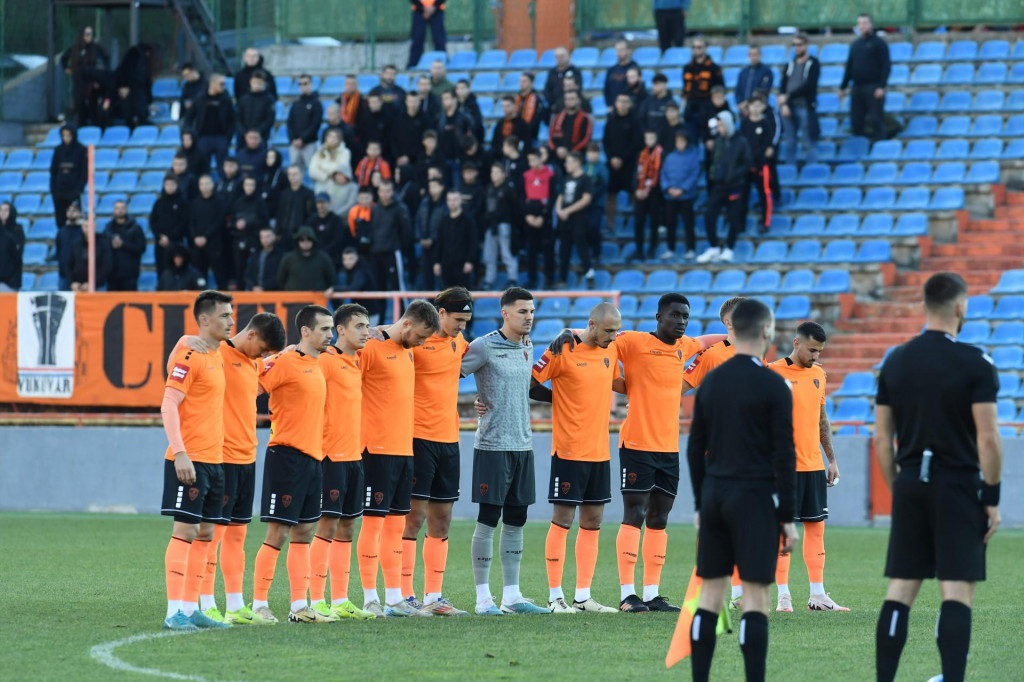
479, 483, 489, 496
374, 491, 384, 505
170, 363, 190, 383
329, 489, 340, 502
222, 494, 230, 507
560, 481, 571, 495
282, 494, 292, 508
188, 487, 199, 501
628, 472, 637, 485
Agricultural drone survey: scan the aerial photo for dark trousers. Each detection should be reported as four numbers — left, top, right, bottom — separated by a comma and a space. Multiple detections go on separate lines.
53, 194, 76, 229
525, 220, 554, 287
369, 251, 399, 318
190, 244, 227, 289
116, 89, 150, 129
705, 185, 747, 250
55, 226, 82, 290
748, 161, 780, 229
107, 272, 139, 291
197, 135, 230, 179
588, 204, 604, 260
633, 188, 663, 257
407, 9, 447, 69
558, 216, 591, 283
664, 198, 695, 252
228, 236, 253, 286
850, 83, 886, 141
654, 9, 686, 51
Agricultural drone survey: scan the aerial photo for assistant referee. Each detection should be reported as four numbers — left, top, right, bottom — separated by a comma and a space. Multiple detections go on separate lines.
873, 272, 1002, 682
686, 299, 799, 682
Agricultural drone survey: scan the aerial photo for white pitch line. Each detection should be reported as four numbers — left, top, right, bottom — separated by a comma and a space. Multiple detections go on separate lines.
89, 630, 234, 682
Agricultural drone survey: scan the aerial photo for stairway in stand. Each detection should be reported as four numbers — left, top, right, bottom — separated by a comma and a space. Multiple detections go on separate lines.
827, 185, 1024, 390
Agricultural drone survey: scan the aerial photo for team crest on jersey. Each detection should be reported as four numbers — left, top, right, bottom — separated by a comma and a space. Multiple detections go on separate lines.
170, 363, 190, 383
627, 472, 637, 485
479, 483, 489, 495
603, 357, 610, 368
677, 349, 683, 360
523, 350, 529, 361
451, 341, 457, 352
408, 352, 414, 362
560, 482, 571, 495
374, 491, 384, 504
281, 495, 292, 508
188, 487, 199, 501
329, 489, 340, 502
222, 495, 230, 507
813, 378, 820, 389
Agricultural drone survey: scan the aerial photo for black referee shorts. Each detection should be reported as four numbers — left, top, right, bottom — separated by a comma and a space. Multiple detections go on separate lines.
697, 477, 779, 584
411, 438, 461, 502
321, 459, 364, 519
222, 462, 256, 524
885, 466, 988, 582
619, 446, 679, 498
795, 470, 829, 522
161, 460, 226, 525
260, 445, 323, 526
548, 454, 611, 505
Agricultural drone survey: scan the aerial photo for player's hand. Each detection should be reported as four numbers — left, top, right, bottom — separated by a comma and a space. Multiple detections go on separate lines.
474, 396, 488, 416
826, 461, 840, 487
983, 506, 1000, 543
549, 329, 576, 356
367, 326, 385, 342
780, 522, 799, 554
693, 512, 700, 530
184, 335, 210, 354
173, 452, 196, 485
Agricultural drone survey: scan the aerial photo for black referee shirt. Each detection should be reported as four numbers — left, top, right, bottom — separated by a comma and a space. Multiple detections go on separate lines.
687, 354, 797, 522
876, 330, 999, 471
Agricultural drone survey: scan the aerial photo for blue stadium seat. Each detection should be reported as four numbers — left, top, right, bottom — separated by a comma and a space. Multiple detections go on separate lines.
947, 40, 978, 61
38, 128, 63, 147
966, 161, 1000, 184
686, 297, 707, 318
791, 215, 825, 235
77, 126, 101, 146
611, 270, 645, 293
153, 77, 181, 98
413, 51, 447, 71
899, 141, 932, 161
1008, 115, 1024, 136
930, 187, 964, 210
828, 188, 861, 210
821, 240, 856, 262
937, 90, 971, 112
141, 243, 155, 266
816, 93, 839, 114
1012, 63, 1024, 84
637, 296, 661, 317
478, 50, 508, 71
96, 193, 126, 214
746, 270, 781, 292
971, 139, 1003, 159
4, 149, 33, 170
722, 68, 740, 89
998, 373, 1020, 398
856, 240, 891, 263
888, 63, 910, 85
128, 193, 157, 215
894, 213, 928, 236
722, 45, 748, 66
498, 72, 519, 93
30, 218, 57, 240
910, 64, 942, 85
34, 270, 59, 291
680, 269, 712, 293
29, 149, 52, 171
633, 46, 661, 67
532, 319, 566, 343
832, 398, 871, 423
979, 40, 1010, 60
94, 148, 119, 171
781, 269, 814, 293
751, 241, 788, 263
862, 187, 895, 211
906, 90, 939, 113
819, 43, 848, 64
831, 163, 864, 186
776, 164, 797, 185
836, 136, 869, 162
795, 163, 830, 186
599, 47, 617, 67
21, 172, 49, 193
975, 90, 1005, 112
937, 139, 969, 160
936, 116, 969, 137
792, 188, 828, 210
711, 270, 746, 293
705, 320, 727, 335
571, 47, 599, 68
145, 148, 175, 169
977, 63, 1007, 85
569, 296, 603, 317
137, 171, 165, 192
536, 296, 570, 318
22, 242, 48, 265
0, 172, 21, 192
997, 399, 1016, 422
447, 52, 476, 71
471, 72, 500, 92
99, 126, 130, 146
1007, 140, 1024, 159
788, 240, 822, 262
896, 188, 930, 210
125, 125, 158, 147
760, 44, 786, 65
137, 271, 159, 292
913, 42, 946, 62
991, 322, 1024, 346
992, 270, 1024, 294
646, 270, 679, 292
660, 47, 691, 67
825, 214, 859, 235
118, 149, 148, 169
355, 74, 379, 92
901, 116, 938, 137
508, 49, 537, 70
819, 66, 843, 88
20, 272, 37, 289
14, 194, 41, 215
972, 115, 1004, 137
156, 127, 181, 147
965, 295, 995, 320
818, 118, 839, 138
992, 296, 1024, 320
869, 140, 902, 161
885, 91, 906, 113
933, 162, 966, 183
813, 269, 850, 294
776, 295, 811, 320
957, 321, 990, 345
319, 76, 346, 96
943, 64, 974, 85
474, 297, 502, 319
860, 214, 894, 235
863, 162, 898, 186
991, 346, 1024, 370
834, 372, 875, 397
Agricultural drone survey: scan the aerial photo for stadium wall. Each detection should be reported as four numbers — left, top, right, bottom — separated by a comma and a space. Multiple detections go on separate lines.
5, 427, 1017, 527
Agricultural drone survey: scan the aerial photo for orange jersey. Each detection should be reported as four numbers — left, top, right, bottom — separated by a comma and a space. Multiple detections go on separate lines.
617, 331, 704, 453
533, 342, 620, 462
683, 339, 736, 388
320, 347, 363, 462
360, 335, 416, 456
220, 341, 263, 464
164, 347, 226, 463
413, 332, 469, 443
769, 357, 827, 472
259, 349, 327, 460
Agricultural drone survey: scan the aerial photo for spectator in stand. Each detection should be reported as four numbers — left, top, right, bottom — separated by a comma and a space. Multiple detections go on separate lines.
697, 111, 751, 264
216, 156, 242, 202
839, 13, 890, 141
392, 91, 427, 167
408, 0, 447, 70
740, 91, 781, 233
49, 125, 87, 233
236, 70, 275, 146
415, 177, 447, 287
555, 151, 595, 287
179, 130, 206, 177
58, 203, 85, 289
349, 186, 375, 252
69, 218, 112, 292
307, 192, 348, 266
658, 101, 687, 151
499, 135, 526, 194
701, 86, 734, 156
275, 165, 316, 239
309, 128, 357, 217
514, 73, 543, 145
158, 244, 204, 291
492, 96, 528, 162
287, 74, 324, 171
415, 129, 445, 188
113, 43, 157, 129
0, 202, 26, 291
416, 75, 442, 122
549, 90, 594, 165
355, 140, 393, 192
354, 93, 393, 161
184, 73, 235, 177
545, 47, 583, 114
170, 152, 199, 201
581, 143, 608, 264
437, 90, 474, 177
430, 59, 454, 95
604, 93, 642, 231
639, 72, 679, 132
60, 26, 111, 128
360, 180, 410, 301
104, 200, 146, 291
234, 47, 278, 101
455, 79, 486, 151
654, 0, 689, 51
480, 162, 521, 289
261, 148, 288, 214
659, 130, 700, 260
623, 66, 648, 106
778, 32, 821, 163
230, 175, 270, 286
604, 39, 639, 107
633, 129, 665, 260
735, 45, 773, 118
188, 175, 227, 288
150, 173, 190, 275
339, 75, 362, 129
179, 63, 206, 120
322, 103, 344, 140
277, 226, 336, 294
370, 64, 407, 114
245, 226, 284, 291
683, 38, 724, 141
433, 190, 476, 288
522, 147, 556, 288
338, 247, 375, 298
236, 129, 267, 188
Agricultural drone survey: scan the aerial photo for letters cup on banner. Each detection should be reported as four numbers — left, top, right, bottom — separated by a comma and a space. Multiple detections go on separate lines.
18, 292, 75, 398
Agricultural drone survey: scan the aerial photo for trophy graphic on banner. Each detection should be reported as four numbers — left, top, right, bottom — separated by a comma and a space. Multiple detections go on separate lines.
31, 293, 66, 366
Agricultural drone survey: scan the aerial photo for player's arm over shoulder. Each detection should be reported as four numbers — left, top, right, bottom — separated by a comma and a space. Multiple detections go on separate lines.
461, 336, 488, 377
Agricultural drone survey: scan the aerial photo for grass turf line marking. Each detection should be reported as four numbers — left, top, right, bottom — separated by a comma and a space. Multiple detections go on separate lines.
89, 630, 234, 682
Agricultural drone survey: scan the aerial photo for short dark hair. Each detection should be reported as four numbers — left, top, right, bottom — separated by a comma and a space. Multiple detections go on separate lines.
295, 304, 332, 335
298, 73, 312, 81
457, 78, 470, 87
193, 290, 232, 322
500, 286, 534, 307
357, 186, 374, 195
333, 303, 370, 328
182, 62, 196, 71
435, 286, 474, 314
719, 296, 746, 322
658, 293, 691, 314
796, 321, 827, 343
565, 151, 583, 165
251, 69, 266, 80
422, 129, 438, 140
503, 134, 520, 148
526, 147, 541, 158
731, 299, 773, 342
342, 246, 358, 256
378, 179, 394, 190
652, 72, 668, 84
382, 63, 397, 71
173, 152, 187, 162
923, 272, 968, 311
521, 71, 535, 81
245, 312, 286, 351
491, 161, 507, 173
402, 299, 441, 331
666, 101, 680, 110
501, 94, 516, 104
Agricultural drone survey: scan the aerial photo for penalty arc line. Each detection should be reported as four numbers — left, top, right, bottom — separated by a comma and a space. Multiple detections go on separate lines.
89, 630, 236, 682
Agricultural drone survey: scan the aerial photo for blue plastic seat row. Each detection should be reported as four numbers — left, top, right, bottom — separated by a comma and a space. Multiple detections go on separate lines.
789, 187, 964, 211
959, 321, 1024, 346
909, 62, 1013, 85
901, 114, 1024, 138
784, 161, 999, 187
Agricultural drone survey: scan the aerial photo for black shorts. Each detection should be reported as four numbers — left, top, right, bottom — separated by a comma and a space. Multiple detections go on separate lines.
161, 460, 226, 525
222, 462, 256, 524
362, 452, 414, 516
885, 466, 988, 582
697, 477, 780, 584
548, 454, 612, 505
412, 438, 461, 502
259, 445, 323, 526
795, 470, 829, 522
472, 449, 536, 507
321, 459, 364, 518
619, 446, 679, 498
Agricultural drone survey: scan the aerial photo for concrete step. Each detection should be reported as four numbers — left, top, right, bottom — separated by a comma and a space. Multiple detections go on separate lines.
897, 270, 1002, 287
919, 257, 1024, 271
851, 301, 922, 318
834, 318, 925, 334
929, 243, 1024, 258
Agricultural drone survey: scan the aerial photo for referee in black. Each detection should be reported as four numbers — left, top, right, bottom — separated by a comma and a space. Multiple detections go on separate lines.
873, 272, 1002, 682
686, 299, 799, 682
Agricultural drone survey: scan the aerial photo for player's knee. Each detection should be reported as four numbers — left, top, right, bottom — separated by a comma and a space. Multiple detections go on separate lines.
173, 522, 199, 543
551, 503, 576, 527
290, 525, 315, 544
335, 518, 356, 542
502, 504, 529, 527
477, 503, 502, 528
645, 508, 669, 530
263, 523, 289, 548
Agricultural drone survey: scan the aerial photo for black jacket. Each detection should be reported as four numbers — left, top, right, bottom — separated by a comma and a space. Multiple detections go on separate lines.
231, 192, 270, 244
49, 126, 88, 197
638, 93, 679, 134
415, 194, 447, 242
236, 145, 267, 187
841, 33, 891, 89
544, 65, 583, 113
150, 189, 190, 244
276, 186, 316, 240
185, 90, 236, 138
70, 230, 112, 287
237, 89, 276, 140
277, 248, 337, 291
114, 44, 153, 100
459, 95, 486, 149
362, 200, 410, 254
245, 246, 285, 291
483, 181, 522, 237
490, 117, 529, 160
234, 56, 278, 101
780, 56, 821, 109
354, 108, 393, 158
189, 194, 227, 249
217, 175, 243, 206
391, 110, 427, 164
436, 108, 474, 160
286, 93, 324, 144
603, 110, 643, 163
604, 60, 640, 106
180, 76, 207, 113
434, 212, 477, 271
158, 247, 204, 290
305, 210, 347, 265
338, 257, 375, 291
104, 215, 146, 281
0, 206, 25, 289
709, 134, 752, 193
740, 112, 781, 166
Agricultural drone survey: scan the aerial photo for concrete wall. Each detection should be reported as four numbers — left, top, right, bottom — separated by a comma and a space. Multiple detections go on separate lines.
1, 427, 1019, 527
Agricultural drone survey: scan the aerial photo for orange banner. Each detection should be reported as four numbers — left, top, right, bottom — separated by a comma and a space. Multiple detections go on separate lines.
0, 292, 326, 407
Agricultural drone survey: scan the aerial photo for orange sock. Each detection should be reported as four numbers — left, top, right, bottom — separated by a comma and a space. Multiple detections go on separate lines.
775, 536, 791, 586
309, 535, 332, 603
642, 527, 668, 590
286, 541, 311, 604
545, 523, 570, 590
200, 525, 226, 597
357, 515, 385, 594
401, 537, 417, 598
380, 515, 405, 591
731, 565, 742, 587
422, 535, 448, 597
616, 524, 642, 587
803, 521, 826, 584
184, 539, 211, 605
575, 527, 600, 591
165, 536, 191, 603
252, 543, 280, 602
329, 540, 352, 602
220, 524, 247, 595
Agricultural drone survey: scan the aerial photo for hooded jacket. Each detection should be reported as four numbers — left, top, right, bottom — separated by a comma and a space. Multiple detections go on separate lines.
287, 92, 324, 144
237, 87, 276, 140
114, 44, 154, 100
233, 55, 278, 101
104, 214, 146, 281
185, 89, 236, 138
780, 56, 821, 110
709, 112, 752, 193
0, 204, 26, 289
49, 126, 88, 198
69, 227, 112, 287
659, 146, 701, 202
189, 192, 227, 249
150, 187, 190, 244
277, 227, 337, 291
158, 245, 204, 291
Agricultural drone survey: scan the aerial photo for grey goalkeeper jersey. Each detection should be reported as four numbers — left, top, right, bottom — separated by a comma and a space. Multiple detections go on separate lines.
461, 329, 534, 451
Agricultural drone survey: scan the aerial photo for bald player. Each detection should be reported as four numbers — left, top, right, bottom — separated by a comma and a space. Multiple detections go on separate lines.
356, 300, 441, 618
402, 287, 474, 617
769, 321, 845, 612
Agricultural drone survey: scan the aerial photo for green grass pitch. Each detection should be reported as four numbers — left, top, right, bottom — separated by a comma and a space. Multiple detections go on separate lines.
3, 513, 1021, 681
